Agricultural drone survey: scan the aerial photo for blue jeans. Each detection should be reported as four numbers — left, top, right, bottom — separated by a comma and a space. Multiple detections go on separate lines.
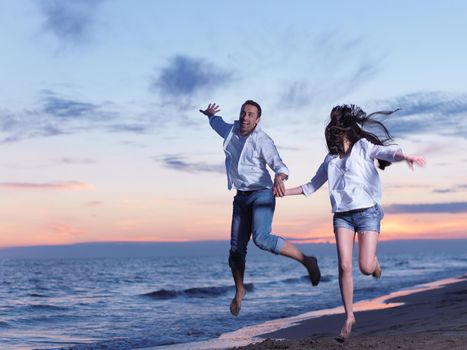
229, 189, 285, 270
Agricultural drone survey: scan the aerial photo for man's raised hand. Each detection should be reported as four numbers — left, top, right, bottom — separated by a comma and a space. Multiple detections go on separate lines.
199, 103, 221, 118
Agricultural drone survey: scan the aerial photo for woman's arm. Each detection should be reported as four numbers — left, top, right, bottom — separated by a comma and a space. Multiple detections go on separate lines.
282, 155, 330, 197
284, 186, 304, 196
394, 152, 426, 170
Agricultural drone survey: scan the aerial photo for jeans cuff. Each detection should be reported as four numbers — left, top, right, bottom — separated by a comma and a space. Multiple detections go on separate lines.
274, 237, 285, 254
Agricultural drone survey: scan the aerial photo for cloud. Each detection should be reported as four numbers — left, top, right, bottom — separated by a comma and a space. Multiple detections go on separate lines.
108, 123, 152, 134
84, 201, 102, 207
373, 91, 467, 138
39, 90, 115, 122
0, 181, 94, 191
151, 55, 233, 101
37, 0, 105, 45
433, 184, 467, 194
385, 202, 467, 214
0, 90, 152, 143
56, 157, 96, 165
278, 81, 314, 109
46, 222, 84, 238
157, 154, 224, 174
42, 95, 99, 119
276, 34, 384, 111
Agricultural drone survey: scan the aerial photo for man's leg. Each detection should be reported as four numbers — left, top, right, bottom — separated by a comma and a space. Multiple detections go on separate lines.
251, 190, 321, 285
229, 194, 251, 316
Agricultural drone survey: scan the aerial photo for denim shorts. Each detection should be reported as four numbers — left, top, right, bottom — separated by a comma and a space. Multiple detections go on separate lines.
333, 205, 382, 234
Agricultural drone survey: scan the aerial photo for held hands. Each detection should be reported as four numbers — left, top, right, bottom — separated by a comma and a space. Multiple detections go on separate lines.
199, 103, 220, 118
273, 174, 286, 197
405, 155, 426, 170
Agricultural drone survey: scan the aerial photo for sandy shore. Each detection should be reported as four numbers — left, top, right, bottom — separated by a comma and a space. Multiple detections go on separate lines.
234, 275, 467, 350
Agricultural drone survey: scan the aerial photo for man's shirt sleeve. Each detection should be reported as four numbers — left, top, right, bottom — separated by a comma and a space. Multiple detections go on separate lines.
261, 136, 289, 179
209, 116, 232, 139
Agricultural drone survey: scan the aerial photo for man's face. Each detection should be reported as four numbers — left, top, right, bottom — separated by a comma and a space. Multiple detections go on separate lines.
239, 104, 260, 136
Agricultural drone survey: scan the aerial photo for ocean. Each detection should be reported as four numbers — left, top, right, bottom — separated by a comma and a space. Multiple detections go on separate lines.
0, 240, 466, 350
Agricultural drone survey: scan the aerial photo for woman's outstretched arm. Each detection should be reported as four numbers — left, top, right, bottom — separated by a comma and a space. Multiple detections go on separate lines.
284, 186, 304, 196
394, 152, 426, 170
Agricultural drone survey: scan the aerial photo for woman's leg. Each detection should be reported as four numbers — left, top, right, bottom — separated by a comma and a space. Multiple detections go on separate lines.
357, 231, 381, 277
335, 227, 356, 338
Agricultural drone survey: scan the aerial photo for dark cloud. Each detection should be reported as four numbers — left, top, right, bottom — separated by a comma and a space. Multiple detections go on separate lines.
0, 108, 70, 143
0, 90, 153, 143
433, 184, 467, 194
385, 202, 467, 214
37, 0, 105, 44
42, 95, 99, 119
374, 92, 467, 138
108, 124, 152, 134
278, 81, 314, 109
158, 154, 224, 174
151, 56, 233, 100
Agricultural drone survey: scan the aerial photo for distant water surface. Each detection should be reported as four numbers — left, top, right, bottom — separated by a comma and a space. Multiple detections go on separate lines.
0, 240, 466, 349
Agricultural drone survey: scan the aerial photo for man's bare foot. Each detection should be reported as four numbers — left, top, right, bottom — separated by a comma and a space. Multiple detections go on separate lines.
303, 256, 321, 286
339, 316, 356, 340
230, 288, 246, 316
372, 256, 382, 279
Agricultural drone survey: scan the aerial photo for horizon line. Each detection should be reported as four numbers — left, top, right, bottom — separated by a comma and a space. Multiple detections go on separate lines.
1, 237, 466, 250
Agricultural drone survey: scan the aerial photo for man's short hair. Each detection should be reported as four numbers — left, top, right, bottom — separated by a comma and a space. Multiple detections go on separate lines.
242, 100, 262, 118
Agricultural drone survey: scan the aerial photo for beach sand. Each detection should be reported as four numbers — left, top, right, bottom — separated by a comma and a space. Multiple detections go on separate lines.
233, 276, 467, 350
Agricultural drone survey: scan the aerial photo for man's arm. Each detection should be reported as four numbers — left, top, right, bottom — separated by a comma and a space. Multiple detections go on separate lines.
260, 136, 289, 197
199, 103, 231, 138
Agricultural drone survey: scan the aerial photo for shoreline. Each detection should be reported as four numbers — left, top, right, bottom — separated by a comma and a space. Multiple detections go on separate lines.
141, 274, 467, 350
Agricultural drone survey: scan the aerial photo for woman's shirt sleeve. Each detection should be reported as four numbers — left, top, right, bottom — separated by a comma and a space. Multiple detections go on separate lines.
363, 139, 402, 162
301, 155, 331, 197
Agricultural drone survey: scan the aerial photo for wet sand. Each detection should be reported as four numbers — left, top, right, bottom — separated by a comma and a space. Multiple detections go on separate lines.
234, 276, 467, 350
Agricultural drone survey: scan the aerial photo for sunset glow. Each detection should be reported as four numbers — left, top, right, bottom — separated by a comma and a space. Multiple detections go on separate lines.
1, 1, 466, 248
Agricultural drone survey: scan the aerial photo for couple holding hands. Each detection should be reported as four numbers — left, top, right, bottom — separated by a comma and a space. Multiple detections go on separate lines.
199, 100, 425, 339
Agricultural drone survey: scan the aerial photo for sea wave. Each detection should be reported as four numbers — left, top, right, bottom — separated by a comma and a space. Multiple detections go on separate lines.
26, 304, 69, 311
278, 274, 334, 284
142, 283, 255, 300
28, 293, 50, 298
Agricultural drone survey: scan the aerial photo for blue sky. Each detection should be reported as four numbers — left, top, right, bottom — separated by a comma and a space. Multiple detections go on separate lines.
1, 0, 466, 246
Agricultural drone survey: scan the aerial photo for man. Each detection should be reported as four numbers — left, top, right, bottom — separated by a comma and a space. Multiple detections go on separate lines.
199, 100, 321, 316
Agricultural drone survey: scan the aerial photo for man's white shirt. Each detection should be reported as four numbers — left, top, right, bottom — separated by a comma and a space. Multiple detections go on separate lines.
209, 116, 289, 191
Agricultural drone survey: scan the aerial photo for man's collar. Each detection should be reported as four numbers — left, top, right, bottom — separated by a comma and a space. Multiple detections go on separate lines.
233, 121, 261, 136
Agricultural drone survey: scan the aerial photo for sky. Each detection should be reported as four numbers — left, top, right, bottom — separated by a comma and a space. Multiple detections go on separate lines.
1, 0, 467, 247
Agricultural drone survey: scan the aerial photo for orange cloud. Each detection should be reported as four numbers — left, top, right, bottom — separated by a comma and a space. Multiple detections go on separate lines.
380, 213, 467, 240
0, 181, 94, 191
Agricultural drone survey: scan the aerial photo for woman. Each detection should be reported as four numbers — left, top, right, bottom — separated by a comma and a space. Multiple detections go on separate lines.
284, 104, 425, 339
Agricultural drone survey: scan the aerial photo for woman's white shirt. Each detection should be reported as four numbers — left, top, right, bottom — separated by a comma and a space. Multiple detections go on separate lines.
301, 138, 401, 213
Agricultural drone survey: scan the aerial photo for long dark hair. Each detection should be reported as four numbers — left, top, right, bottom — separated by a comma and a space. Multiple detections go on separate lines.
325, 104, 398, 170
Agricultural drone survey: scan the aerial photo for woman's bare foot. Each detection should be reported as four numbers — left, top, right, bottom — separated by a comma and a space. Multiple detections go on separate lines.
230, 287, 246, 316
372, 256, 382, 279
339, 316, 356, 340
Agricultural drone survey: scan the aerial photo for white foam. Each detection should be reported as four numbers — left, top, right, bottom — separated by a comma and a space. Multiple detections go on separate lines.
140, 275, 465, 350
